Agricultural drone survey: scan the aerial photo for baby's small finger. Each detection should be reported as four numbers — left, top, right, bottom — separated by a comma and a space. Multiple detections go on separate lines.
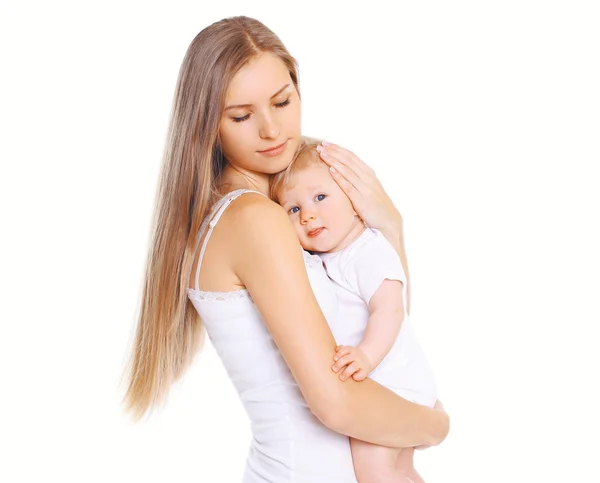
340, 362, 359, 381
332, 353, 356, 372
333, 346, 351, 360
352, 369, 368, 382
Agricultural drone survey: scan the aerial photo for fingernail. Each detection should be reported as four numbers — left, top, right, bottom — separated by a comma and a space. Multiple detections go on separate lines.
332, 365, 337, 372
322, 140, 331, 147
334, 356, 338, 361
329, 166, 336, 174
316, 145, 324, 154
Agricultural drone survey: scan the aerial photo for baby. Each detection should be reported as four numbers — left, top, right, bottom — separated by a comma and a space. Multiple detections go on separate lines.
271, 139, 438, 483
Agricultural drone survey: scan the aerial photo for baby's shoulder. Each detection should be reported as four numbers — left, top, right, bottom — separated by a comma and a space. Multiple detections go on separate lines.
343, 228, 393, 263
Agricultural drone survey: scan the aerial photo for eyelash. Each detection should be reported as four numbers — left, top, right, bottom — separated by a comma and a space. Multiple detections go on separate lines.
232, 98, 291, 123
289, 194, 327, 215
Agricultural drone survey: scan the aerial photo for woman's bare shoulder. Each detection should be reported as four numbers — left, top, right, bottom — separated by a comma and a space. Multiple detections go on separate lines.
225, 192, 297, 244
226, 194, 348, 425
226, 191, 285, 218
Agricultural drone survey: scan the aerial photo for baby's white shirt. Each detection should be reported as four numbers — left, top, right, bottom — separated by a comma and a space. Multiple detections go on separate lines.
318, 227, 437, 406
318, 227, 408, 346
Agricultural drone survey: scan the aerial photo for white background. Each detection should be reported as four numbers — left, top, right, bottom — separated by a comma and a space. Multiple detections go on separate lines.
1, 1, 599, 482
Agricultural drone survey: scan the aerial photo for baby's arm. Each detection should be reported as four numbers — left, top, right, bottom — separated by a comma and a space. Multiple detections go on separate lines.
333, 230, 408, 382
333, 279, 404, 381
232, 196, 448, 448
359, 279, 405, 370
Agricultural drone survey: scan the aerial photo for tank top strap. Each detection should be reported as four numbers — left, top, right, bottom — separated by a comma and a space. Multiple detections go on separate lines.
193, 189, 267, 291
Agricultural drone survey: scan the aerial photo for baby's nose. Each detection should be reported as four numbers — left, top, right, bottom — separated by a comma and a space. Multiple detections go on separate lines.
301, 210, 316, 222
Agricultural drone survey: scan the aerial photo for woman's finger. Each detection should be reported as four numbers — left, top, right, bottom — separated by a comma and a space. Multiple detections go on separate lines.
315, 141, 403, 234
319, 149, 368, 194
327, 164, 361, 201
321, 141, 374, 179
317, 145, 360, 181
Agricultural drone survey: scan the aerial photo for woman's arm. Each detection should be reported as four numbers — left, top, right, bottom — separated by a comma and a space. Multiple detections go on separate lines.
316, 142, 412, 315
229, 195, 448, 448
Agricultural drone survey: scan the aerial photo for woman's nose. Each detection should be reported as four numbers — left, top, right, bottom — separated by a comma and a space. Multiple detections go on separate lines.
259, 113, 279, 140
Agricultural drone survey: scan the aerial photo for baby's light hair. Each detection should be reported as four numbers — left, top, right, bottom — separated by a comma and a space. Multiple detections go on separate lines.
270, 137, 327, 203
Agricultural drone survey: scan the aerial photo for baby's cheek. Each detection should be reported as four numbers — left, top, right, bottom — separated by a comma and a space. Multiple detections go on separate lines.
295, 229, 310, 250
301, 239, 315, 252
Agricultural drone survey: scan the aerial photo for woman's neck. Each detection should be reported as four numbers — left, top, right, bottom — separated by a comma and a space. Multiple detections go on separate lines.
217, 165, 271, 197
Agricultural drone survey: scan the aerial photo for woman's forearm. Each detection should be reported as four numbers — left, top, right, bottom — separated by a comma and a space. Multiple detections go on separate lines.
328, 377, 448, 448
380, 219, 412, 316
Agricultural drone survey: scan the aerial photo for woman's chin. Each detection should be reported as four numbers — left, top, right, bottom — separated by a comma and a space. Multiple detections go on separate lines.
269, 141, 300, 173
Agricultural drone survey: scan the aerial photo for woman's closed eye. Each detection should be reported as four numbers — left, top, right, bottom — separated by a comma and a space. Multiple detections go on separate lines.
275, 98, 291, 108
232, 113, 251, 123
231, 98, 291, 123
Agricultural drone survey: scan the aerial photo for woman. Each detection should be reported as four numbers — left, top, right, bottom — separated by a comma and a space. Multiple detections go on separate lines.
122, 16, 449, 483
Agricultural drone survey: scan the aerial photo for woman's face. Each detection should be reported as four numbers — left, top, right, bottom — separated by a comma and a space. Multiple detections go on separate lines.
219, 53, 302, 175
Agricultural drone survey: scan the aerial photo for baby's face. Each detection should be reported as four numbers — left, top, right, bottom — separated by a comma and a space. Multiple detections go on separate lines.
277, 162, 363, 253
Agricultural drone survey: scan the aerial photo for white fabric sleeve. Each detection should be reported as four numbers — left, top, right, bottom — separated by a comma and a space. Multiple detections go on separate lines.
342, 231, 407, 306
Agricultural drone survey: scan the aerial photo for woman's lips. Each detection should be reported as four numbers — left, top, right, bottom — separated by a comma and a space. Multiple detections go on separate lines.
258, 140, 287, 157
308, 227, 324, 238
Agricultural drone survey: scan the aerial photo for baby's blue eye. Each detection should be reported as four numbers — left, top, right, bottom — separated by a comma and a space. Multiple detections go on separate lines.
289, 206, 299, 214
316, 194, 326, 201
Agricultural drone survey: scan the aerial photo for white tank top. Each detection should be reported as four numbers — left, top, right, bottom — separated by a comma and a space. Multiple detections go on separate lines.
186, 189, 358, 483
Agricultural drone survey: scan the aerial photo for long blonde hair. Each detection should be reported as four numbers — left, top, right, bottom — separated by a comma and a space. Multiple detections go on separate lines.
121, 16, 300, 421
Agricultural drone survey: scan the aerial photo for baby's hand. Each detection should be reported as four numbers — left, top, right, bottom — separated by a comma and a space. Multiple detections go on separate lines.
332, 345, 372, 382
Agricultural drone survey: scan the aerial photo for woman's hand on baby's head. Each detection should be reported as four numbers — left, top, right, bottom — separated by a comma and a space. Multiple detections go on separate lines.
331, 345, 372, 382
316, 141, 402, 236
